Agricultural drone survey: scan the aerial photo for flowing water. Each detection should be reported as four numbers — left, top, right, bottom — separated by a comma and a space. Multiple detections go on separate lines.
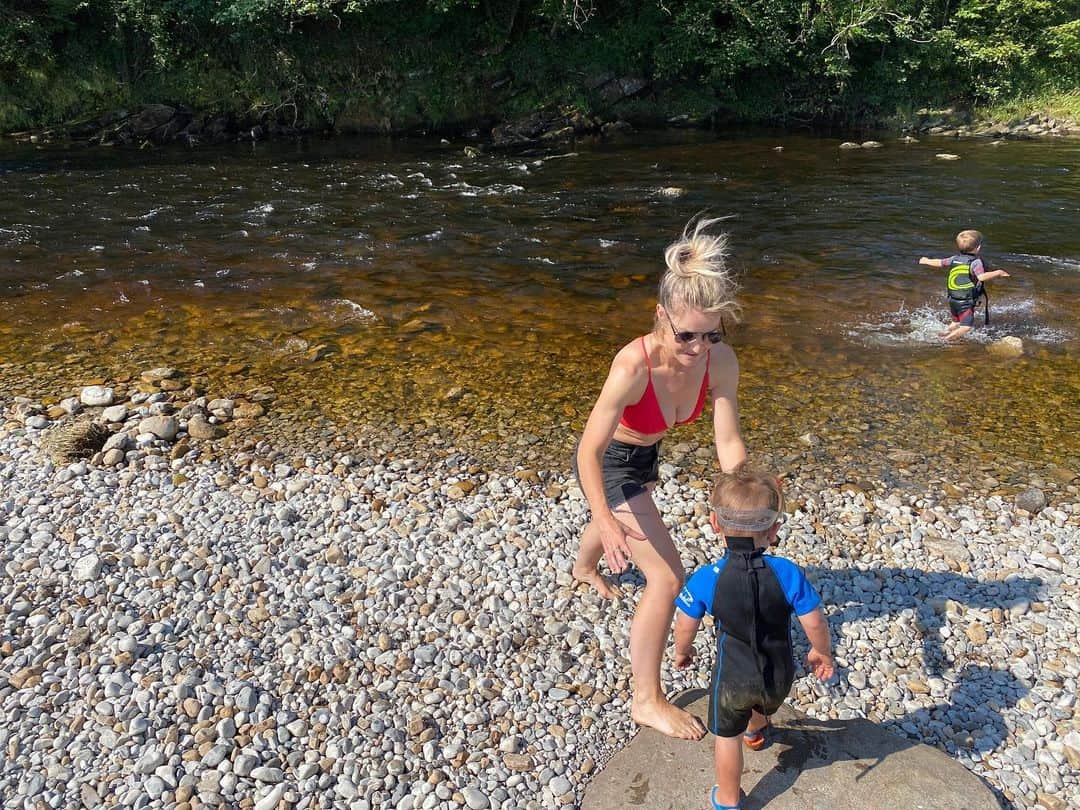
1, 132, 1078, 480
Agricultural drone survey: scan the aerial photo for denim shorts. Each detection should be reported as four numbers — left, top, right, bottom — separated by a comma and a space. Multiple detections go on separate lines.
572, 439, 660, 509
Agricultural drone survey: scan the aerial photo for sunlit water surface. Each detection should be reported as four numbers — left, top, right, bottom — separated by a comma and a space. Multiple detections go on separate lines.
1, 132, 1077, 479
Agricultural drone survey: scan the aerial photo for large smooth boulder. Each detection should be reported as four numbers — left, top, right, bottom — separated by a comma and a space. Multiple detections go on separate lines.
582, 691, 999, 810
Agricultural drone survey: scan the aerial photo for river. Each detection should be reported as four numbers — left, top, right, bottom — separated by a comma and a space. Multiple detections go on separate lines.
1, 132, 1077, 482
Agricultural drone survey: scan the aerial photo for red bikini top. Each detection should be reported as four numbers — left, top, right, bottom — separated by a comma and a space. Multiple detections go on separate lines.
619, 336, 710, 434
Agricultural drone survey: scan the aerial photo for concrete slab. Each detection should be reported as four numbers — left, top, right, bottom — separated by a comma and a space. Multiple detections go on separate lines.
582, 689, 1001, 810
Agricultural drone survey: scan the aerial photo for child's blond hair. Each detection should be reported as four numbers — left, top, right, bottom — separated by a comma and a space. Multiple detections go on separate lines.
956, 229, 983, 253
710, 463, 784, 539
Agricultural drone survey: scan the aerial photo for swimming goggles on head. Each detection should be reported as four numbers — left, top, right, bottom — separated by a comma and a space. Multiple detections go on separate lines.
711, 488, 786, 532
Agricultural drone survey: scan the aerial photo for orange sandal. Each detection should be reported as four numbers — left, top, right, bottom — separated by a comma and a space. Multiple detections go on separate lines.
742, 719, 769, 750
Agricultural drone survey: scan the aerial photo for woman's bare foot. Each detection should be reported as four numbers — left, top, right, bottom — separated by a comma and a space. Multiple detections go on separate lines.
631, 696, 707, 740
572, 563, 618, 599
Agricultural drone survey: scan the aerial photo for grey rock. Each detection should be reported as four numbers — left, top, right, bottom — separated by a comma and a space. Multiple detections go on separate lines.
103, 431, 131, 452
139, 415, 179, 441
101, 404, 128, 423
249, 766, 283, 783
136, 749, 165, 774
1014, 488, 1047, 513
254, 785, 284, 810
583, 697, 1000, 809
463, 786, 490, 809
233, 754, 258, 777
73, 554, 103, 581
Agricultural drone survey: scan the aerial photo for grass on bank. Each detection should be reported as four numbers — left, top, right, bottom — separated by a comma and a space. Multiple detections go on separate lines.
974, 89, 1080, 126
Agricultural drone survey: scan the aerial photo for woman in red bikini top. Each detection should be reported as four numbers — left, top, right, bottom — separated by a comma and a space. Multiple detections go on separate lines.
571, 217, 747, 742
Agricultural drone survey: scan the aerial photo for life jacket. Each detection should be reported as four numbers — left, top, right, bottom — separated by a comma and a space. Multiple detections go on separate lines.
947, 253, 990, 325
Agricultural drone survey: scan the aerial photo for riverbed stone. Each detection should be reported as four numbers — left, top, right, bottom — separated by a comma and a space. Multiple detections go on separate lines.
1014, 487, 1047, 513
988, 336, 1023, 357
139, 415, 179, 441
72, 554, 103, 581
186, 415, 224, 440
101, 404, 128, 422
80, 386, 114, 407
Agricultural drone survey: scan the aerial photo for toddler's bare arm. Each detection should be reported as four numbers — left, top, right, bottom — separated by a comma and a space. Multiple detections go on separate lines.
673, 612, 701, 669
797, 607, 835, 680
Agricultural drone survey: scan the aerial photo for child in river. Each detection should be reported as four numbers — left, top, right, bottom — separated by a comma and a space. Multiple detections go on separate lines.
919, 229, 1011, 341
672, 464, 834, 810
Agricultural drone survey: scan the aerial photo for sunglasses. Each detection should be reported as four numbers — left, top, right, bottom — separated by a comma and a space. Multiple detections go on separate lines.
665, 312, 725, 344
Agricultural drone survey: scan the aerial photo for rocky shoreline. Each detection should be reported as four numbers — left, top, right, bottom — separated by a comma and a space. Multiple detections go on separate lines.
897, 108, 1076, 140
3, 100, 1075, 150
1, 373, 1078, 810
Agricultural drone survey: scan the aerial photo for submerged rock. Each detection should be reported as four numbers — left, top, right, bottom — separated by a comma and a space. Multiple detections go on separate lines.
988, 336, 1023, 357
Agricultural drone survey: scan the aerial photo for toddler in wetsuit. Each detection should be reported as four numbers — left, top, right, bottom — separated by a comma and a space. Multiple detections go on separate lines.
672, 465, 834, 810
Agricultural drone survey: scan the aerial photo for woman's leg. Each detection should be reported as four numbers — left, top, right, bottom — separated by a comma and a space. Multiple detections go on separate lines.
616, 487, 706, 740
571, 519, 618, 599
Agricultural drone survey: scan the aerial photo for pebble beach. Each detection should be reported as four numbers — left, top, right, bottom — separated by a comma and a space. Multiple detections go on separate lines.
1, 374, 1078, 810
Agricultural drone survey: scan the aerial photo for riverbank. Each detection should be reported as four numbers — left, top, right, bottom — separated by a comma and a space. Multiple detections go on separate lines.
1, 381, 1077, 809
4, 97, 1077, 150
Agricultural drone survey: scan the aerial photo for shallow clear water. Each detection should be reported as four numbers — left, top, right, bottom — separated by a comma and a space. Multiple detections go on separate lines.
1, 132, 1077, 473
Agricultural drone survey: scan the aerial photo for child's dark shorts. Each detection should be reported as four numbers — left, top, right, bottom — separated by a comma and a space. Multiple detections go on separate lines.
572, 439, 660, 508
708, 638, 794, 737
948, 298, 976, 326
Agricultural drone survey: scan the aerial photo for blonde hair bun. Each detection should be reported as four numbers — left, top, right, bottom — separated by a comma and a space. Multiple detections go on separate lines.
657, 215, 740, 321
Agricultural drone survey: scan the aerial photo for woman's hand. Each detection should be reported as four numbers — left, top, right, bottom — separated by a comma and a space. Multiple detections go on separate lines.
598, 514, 644, 573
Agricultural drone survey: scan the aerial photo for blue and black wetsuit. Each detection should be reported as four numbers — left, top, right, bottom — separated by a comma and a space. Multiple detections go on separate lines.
676, 538, 822, 737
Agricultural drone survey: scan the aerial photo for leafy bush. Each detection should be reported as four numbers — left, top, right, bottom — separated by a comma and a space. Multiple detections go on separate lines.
1, 0, 1077, 132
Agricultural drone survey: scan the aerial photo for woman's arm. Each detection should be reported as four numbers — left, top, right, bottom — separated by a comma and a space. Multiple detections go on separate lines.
576, 347, 647, 571
709, 343, 747, 472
